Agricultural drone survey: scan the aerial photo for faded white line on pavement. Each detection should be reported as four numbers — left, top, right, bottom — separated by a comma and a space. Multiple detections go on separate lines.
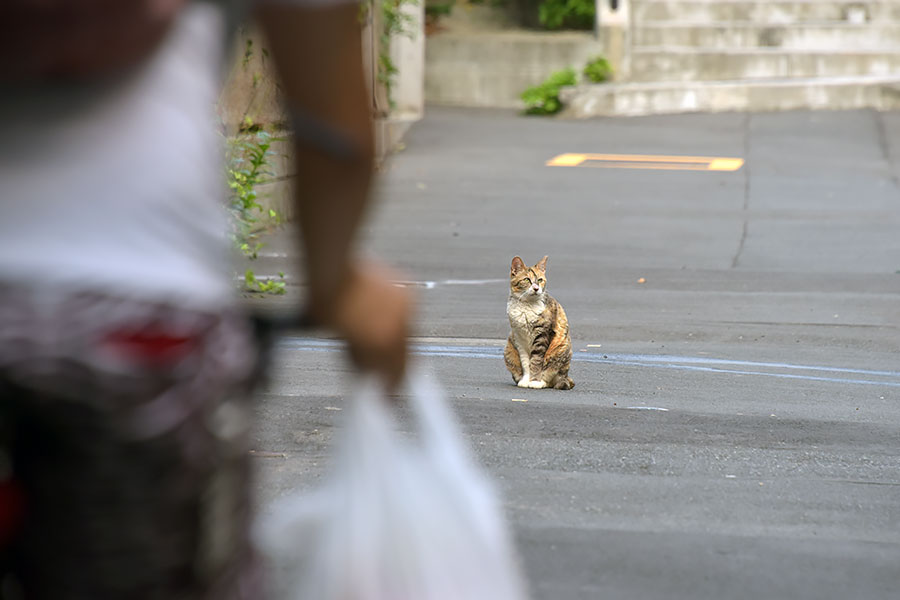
394, 279, 507, 289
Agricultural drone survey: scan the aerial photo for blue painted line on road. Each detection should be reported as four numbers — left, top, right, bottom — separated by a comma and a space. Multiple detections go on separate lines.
604, 353, 900, 378
277, 338, 900, 388
583, 357, 900, 388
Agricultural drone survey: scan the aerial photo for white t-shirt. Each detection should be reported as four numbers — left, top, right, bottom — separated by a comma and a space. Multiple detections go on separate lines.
0, 2, 238, 310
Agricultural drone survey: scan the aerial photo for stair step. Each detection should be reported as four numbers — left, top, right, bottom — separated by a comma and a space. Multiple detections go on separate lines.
633, 0, 900, 24
634, 22, 900, 49
630, 48, 900, 82
559, 75, 900, 117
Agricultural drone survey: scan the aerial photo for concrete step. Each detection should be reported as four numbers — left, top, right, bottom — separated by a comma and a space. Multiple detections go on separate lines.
559, 74, 900, 117
629, 47, 900, 82
633, 22, 900, 49
633, 0, 900, 24
425, 31, 604, 108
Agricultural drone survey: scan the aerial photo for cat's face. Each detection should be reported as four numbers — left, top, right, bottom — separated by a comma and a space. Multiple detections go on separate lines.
510, 255, 548, 300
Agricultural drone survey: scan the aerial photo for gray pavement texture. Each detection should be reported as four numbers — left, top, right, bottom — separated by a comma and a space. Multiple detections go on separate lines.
244, 108, 900, 600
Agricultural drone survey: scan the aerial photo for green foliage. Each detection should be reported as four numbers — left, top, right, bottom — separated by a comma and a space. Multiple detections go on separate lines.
242, 39, 253, 67
583, 55, 612, 83
381, 0, 418, 41
226, 129, 285, 295
425, 0, 454, 19
520, 68, 577, 115
358, 0, 417, 108
244, 270, 287, 295
227, 129, 274, 261
519, 55, 611, 116
378, 0, 419, 108
377, 51, 400, 100
538, 0, 594, 30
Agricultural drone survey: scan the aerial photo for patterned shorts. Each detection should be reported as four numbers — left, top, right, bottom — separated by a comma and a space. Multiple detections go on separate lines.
0, 287, 264, 600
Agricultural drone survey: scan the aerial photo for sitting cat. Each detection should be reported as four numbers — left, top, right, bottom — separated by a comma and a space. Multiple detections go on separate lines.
504, 255, 574, 390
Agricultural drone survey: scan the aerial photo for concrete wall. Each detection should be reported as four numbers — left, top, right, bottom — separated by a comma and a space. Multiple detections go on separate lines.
216, 7, 425, 225
217, 26, 294, 224
596, 0, 631, 79
217, 26, 283, 136
391, 0, 426, 119
426, 0, 900, 115
426, 31, 606, 108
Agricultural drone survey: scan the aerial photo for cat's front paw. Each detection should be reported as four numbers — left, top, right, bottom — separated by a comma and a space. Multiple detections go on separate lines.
527, 380, 547, 389
517, 379, 531, 388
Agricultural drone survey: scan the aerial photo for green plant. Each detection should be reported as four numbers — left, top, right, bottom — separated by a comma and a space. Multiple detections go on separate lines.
375, 0, 419, 108
227, 129, 275, 260
226, 129, 285, 294
425, 0, 454, 20
538, 0, 594, 30
242, 38, 253, 67
520, 68, 577, 115
244, 270, 287, 295
583, 55, 612, 83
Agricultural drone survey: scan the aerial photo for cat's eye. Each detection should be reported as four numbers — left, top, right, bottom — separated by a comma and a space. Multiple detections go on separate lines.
538, 279, 545, 284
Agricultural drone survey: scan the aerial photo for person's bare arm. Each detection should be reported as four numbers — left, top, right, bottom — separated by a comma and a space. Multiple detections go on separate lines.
256, 3, 411, 387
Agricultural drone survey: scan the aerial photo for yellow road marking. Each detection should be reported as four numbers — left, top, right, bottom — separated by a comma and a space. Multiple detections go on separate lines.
707, 158, 745, 171
545, 153, 589, 167
546, 153, 744, 171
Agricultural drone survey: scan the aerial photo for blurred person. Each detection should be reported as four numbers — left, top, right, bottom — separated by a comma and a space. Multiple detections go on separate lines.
0, 0, 411, 598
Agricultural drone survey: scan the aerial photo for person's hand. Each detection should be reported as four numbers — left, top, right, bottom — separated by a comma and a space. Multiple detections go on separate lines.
0, 0, 187, 81
310, 260, 413, 390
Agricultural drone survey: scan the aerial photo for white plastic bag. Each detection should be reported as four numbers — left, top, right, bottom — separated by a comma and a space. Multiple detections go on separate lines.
256, 369, 528, 600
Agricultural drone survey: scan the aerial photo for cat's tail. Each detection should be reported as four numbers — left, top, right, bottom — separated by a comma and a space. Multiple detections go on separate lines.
554, 377, 574, 390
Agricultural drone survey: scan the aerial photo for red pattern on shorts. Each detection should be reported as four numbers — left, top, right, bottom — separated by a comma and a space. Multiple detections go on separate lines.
0, 286, 264, 600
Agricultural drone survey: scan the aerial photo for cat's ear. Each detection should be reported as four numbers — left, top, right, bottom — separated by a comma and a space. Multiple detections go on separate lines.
536, 255, 548, 271
511, 256, 525, 275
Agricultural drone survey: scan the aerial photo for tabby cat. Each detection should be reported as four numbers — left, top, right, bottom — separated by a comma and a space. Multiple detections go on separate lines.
504, 256, 574, 390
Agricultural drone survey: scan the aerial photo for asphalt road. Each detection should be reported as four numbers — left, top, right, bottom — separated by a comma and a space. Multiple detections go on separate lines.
246, 108, 900, 600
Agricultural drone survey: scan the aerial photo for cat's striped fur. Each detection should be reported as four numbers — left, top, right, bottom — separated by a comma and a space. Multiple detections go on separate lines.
504, 256, 574, 390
